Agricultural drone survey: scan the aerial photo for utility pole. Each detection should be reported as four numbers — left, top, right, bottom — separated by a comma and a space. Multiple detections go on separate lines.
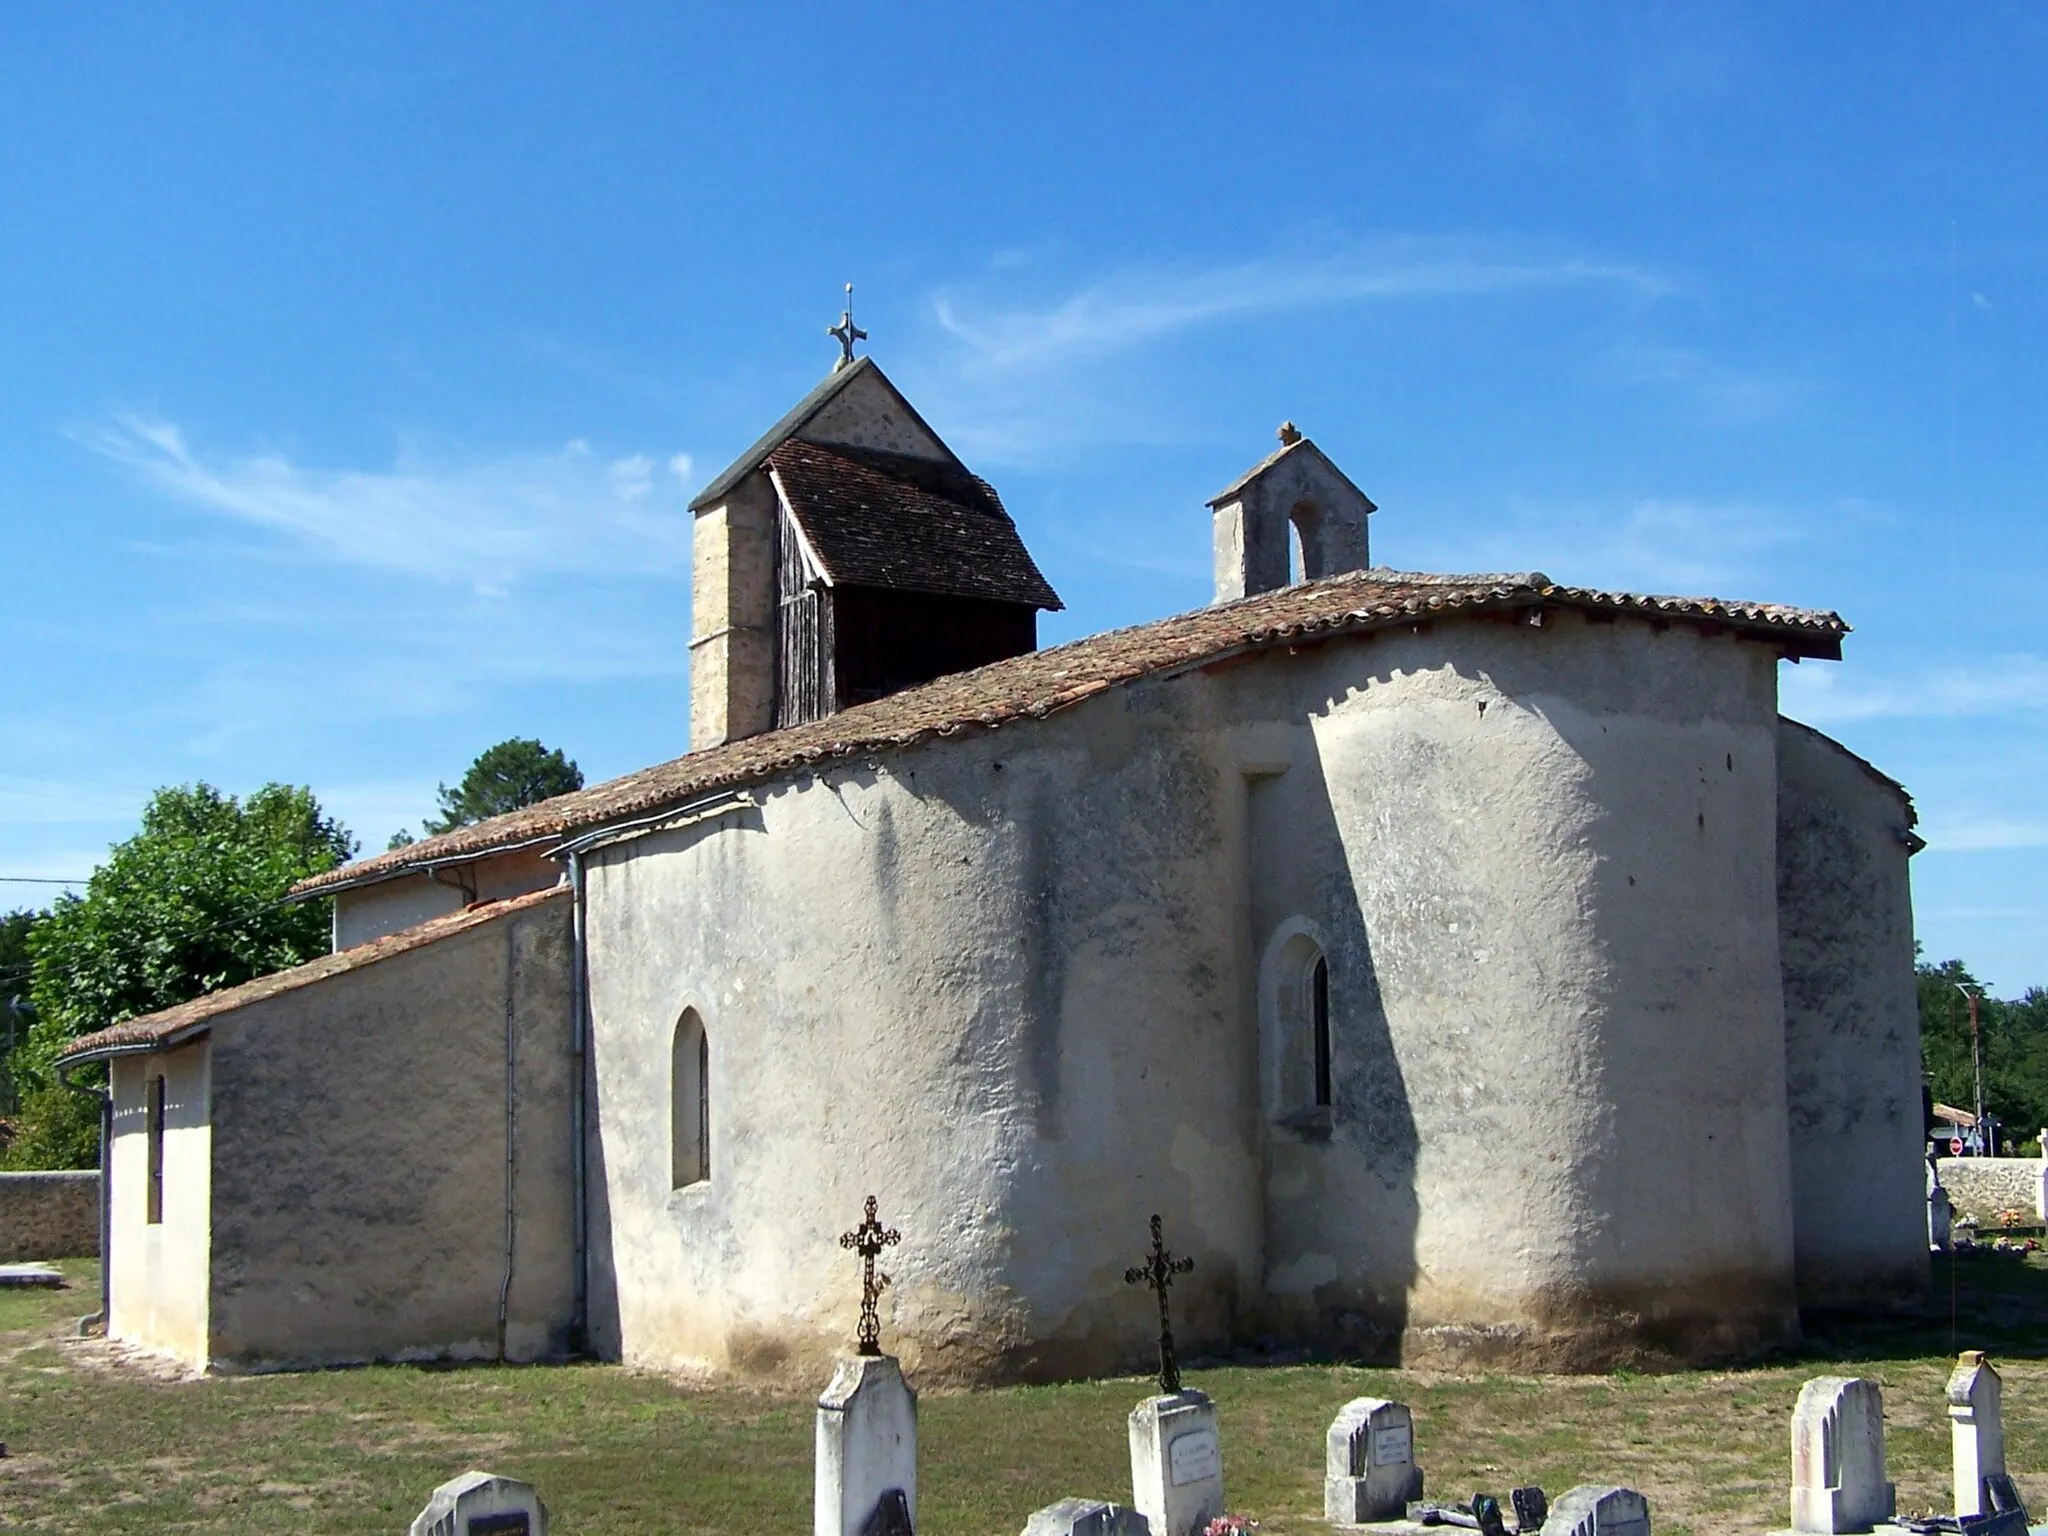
1953, 982, 1986, 1154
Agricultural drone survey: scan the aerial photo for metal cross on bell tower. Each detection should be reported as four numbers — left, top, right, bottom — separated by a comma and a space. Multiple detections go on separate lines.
839, 1193, 901, 1355
828, 282, 869, 371
1125, 1212, 1195, 1394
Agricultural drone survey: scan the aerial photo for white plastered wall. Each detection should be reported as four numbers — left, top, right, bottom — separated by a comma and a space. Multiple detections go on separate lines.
1235, 613, 1799, 1367
584, 606, 1805, 1380
330, 850, 563, 950
108, 1041, 212, 1369
1777, 716, 1927, 1306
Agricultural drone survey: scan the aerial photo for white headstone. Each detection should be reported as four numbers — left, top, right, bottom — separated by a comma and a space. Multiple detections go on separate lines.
1789, 1377, 1894, 1533
1928, 1166, 1954, 1253
2036, 1131, 2047, 1222
1020, 1497, 1152, 1536
1947, 1351, 2005, 1520
1539, 1484, 1649, 1536
817, 1353, 918, 1536
1129, 1390, 1225, 1536
1323, 1397, 1424, 1524
409, 1471, 548, 1536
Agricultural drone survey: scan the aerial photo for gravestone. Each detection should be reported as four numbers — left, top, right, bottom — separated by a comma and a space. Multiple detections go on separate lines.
1789, 1377, 1894, 1533
817, 1353, 918, 1536
1928, 1172, 1953, 1253
1539, 1484, 1649, 1536
1129, 1389, 1225, 1536
2037, 1132, 2048, 1222
1323, 1397, 1424, 1523
1020, 1497, 1153, 1536
1947, 1351, 2005, 1521
409, 1472, 548, 1536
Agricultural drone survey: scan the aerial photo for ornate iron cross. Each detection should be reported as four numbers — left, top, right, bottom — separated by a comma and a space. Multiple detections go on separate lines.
1125, 1212, 1195, 1394
839, 1193, 901, 1356
828, 282, 868, 371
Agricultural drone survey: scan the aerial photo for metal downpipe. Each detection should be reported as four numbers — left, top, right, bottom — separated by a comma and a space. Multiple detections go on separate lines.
568, 849, 589, 1354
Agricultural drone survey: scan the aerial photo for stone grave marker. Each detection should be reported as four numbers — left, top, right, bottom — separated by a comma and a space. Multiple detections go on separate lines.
818, 1196, 917, 1536
816, 1347, 918, 1536
1928, 1166, 1953, 1253
1129, 1391, 1224, 1536
1323, 1397, 1424, 1524
1123, 1215, 1223, 1536
1539, 1484, 1649, 1536
409, 1471, 548, 1536
1947, 1351, 2005, 1522
1020, 1497, 1153, 1536
1789, 1376, 1894, 1533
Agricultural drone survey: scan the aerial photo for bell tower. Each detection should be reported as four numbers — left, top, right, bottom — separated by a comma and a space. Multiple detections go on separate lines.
1208, 423, 1375, 603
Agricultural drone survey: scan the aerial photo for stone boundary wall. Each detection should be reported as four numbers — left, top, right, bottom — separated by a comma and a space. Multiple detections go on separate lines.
1936, 1158, 2047, 1225
0, 1170, 101, 1260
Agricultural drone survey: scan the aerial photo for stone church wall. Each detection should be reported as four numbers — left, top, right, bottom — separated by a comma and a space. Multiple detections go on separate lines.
585, 606, 1808, 1382
202, 890, 577, 1368
1776, 717, 1928, 1307
581, 682, 1264, 1385
1222, 611, 1799, 1370
109, 1040, 213, 1368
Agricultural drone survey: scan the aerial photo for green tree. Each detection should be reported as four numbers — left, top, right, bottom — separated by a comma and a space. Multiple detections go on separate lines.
423, 738, 583, 835
1918, 956, 2048, 1155
0, 907, 38, 1121
2, 784, 354, 1169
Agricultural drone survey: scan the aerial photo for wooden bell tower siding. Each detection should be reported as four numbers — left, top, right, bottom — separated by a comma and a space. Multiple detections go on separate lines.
768, 439, 1056, 727
687, 357, 1063, 748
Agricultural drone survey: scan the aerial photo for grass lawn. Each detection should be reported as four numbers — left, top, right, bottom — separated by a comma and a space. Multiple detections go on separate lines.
3, 1252, 2046, 1534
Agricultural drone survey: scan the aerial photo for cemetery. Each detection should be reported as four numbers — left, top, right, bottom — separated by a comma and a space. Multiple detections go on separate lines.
2, 1209, 2046, 1535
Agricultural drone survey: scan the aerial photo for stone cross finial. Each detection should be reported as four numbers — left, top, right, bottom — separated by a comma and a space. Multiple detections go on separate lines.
1277, 421, 1302, 446
1124, 1213, 1195, 1394
829, 283, 869, 371
839, 1194, 901, 1356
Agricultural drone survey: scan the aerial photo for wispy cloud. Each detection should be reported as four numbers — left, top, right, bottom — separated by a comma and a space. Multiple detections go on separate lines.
1918, 818, 2048, 853
1410, 494, 1804, 597
1781, 655, 2048, 726
72, 416, 696, 590
932, 248, 1666, 374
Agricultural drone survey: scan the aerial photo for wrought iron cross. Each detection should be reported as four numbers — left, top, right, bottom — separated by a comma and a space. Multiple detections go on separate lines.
839, 1193, 901, 1356
1125, 1212, 1195, 1394
828, 282, 868, 370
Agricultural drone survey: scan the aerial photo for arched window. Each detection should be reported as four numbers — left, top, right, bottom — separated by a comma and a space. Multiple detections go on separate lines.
1263, 925, 1334, 1123
1288, 499, 1324, 584
672, 1010, 709, 1188
1312, 954, 1332, 1108
147, 1072, 166, 1224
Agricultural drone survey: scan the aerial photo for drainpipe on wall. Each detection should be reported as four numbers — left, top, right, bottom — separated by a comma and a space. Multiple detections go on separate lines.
567, 848, 589, 1355
53, 1057, 111, 1336
496, 920, 519, 1363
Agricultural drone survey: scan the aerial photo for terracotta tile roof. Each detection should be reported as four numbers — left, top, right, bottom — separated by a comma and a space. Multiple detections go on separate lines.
291, 568, 1849, 898
768, 440, 1062, 609
56, 886, 569, 1063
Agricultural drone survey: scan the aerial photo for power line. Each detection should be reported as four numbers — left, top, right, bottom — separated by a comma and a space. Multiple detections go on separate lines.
0, 877, 88, 885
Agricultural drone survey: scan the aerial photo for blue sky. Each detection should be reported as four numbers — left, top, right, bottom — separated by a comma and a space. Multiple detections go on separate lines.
3, 5, 2044, 990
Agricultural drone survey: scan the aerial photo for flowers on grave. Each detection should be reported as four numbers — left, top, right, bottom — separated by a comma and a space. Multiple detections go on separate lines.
1203, 1516, 1258, 1536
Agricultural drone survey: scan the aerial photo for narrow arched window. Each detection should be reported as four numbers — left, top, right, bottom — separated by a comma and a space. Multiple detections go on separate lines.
1288, 499, 1324, 584
1312, 955, 1332, 1107
672, 1010, 709, 1188
146, 1073, 166, 1224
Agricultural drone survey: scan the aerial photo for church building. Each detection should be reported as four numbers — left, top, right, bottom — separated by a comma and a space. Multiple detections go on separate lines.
60, 347, 1929, 1381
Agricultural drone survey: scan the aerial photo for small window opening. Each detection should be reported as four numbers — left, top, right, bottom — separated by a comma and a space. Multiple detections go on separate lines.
1312, 955, 1332, 1107
672, 1010, 709, 1188
1288, 499, 1323, 585
146, 1073, 166, 1224
1268, 929, 1334, 1122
